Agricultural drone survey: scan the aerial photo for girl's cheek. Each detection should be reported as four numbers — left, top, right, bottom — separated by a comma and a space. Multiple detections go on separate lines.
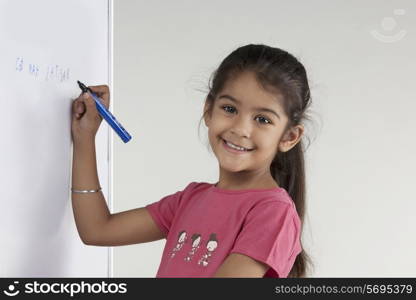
209, 115, 223, 128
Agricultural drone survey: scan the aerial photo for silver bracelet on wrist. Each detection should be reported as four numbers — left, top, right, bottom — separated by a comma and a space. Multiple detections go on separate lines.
71, 187, 102, 194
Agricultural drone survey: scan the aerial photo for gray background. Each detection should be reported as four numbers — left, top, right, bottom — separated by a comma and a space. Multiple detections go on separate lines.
112, 0, 416, 277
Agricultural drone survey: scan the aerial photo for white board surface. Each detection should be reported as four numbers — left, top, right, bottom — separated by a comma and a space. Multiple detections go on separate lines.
0, 0, 112, 277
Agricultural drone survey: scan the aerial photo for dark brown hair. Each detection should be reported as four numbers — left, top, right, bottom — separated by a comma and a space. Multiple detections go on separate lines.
199, 44, 315, 277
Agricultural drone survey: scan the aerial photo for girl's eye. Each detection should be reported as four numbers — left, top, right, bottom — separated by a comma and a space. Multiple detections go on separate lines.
221, 105, 272, 125
222, 105, 236, 114
255, 116, 272, 124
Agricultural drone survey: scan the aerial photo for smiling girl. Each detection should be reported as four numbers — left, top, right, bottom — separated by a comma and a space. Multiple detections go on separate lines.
71, 44, 313, 278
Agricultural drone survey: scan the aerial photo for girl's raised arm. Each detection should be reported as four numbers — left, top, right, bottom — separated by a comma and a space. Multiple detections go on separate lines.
71, 86, 164, 246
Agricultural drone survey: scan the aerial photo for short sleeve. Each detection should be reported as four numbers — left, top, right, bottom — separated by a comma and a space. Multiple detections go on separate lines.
229, 201, 302, 278
145, 182, 197, 236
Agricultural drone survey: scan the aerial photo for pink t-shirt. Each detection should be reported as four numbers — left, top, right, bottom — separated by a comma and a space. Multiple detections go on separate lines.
145, 181, 302, 278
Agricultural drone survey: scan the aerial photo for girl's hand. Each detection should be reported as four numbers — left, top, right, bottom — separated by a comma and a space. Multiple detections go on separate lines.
71, 85, 110, 143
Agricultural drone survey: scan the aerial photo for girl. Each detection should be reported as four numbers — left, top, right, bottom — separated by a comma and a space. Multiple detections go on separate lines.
71, 44, 313, 278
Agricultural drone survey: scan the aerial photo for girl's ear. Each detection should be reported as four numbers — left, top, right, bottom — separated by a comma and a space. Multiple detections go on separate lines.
278, 124, 304, 152
203, 101, 212, 127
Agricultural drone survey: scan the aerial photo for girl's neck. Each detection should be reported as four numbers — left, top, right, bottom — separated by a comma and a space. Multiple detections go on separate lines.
216, 168, 279, 190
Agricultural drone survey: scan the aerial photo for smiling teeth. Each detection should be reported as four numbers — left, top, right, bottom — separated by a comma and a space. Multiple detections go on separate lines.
226, 141, 247, 151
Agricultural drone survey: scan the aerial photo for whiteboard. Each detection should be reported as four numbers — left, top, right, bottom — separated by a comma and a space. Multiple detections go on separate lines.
0, 0, 112, 277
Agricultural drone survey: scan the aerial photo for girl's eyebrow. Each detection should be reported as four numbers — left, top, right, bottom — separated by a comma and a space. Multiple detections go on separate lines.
218, 94, 281, 119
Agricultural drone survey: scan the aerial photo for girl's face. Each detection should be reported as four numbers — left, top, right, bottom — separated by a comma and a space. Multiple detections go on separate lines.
204, 71, 303, 178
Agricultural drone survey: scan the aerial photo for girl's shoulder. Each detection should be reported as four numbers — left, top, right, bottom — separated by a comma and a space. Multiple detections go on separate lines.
181, 181, 296, 212
177, 181, 212, 198
182, 181, 211, 192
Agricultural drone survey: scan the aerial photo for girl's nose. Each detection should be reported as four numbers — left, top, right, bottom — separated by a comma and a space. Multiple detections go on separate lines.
230, 115, 253, 139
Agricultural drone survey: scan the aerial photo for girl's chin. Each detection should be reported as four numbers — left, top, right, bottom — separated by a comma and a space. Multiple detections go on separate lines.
218, 161, 248, 173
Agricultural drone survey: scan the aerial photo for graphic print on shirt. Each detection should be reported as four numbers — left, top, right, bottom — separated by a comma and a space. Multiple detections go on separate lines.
184, 234, 202, 262
197, 233, 219, 267
169, 230, 187, 258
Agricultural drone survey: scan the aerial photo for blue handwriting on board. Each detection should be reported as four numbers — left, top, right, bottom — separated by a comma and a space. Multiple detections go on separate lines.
15, 57, 70, 82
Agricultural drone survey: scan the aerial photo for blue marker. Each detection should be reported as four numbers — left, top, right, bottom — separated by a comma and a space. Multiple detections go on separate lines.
77, 80, 132, 143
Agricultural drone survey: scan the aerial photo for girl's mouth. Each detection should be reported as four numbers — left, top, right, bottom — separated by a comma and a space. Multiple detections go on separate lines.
222, 139, 253, 154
